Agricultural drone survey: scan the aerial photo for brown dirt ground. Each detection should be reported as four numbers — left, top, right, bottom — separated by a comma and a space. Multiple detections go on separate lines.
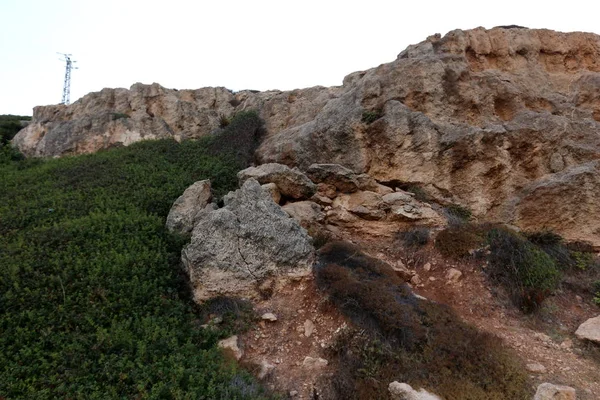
239, 224, 600, 399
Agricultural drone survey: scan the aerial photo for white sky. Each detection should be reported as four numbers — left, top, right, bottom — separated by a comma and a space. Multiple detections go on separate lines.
1, 0, 598, 116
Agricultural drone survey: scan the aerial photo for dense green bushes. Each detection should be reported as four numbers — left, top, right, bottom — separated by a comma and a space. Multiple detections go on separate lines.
315, 241, 531, 400
487, 228, 561, 312
0, 125, 271, 397
0, 114, 30, 145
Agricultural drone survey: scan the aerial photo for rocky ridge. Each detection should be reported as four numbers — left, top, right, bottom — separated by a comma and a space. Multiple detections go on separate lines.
13, 27, 600, 246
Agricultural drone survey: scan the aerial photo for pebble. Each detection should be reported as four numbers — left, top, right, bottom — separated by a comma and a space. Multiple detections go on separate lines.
261, 312, 278, 322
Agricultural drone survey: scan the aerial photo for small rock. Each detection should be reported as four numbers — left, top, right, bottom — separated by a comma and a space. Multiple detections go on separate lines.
218, 335, 243, 360
411, 275, 422, 285
428, 276, 436, 282
526, 363, 547, 374
575, 295, 582, 303
261, 312, 278, 322
257, 359, 275, 380
302, 356, 328, 369
304, 319, 315, 337
388, 381, 442, 400
533, 382, 576, 400
289, 390, 298, 397
446, 268, 462, 282
423, 262, 431, 272
560, 339, 573, 349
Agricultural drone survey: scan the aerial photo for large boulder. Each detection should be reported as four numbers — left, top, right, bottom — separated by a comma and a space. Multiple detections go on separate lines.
575, 315, 600, 344
332, 191, 388, 221
166, 180, 212, 234
533, 383, 576, 400
181, 179, 314, 301
237, 163, 317, 200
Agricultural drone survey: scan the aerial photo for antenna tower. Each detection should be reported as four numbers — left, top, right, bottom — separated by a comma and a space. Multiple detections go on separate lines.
58, 53, 77, 105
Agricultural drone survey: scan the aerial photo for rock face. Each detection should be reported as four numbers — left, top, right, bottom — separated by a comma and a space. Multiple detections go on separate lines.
165, 180, 212, 234
257, 28, 600, 246
13, 28, 600, 245
13, 83, 339, 158
181, 179, 314, 301
575, 315, 600, 343
533, 383, 577, 400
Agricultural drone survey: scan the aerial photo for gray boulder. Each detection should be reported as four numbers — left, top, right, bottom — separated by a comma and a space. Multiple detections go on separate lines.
166, 180, 212, 234
533, 383, 576, 400
238, 163, 316, 199
182, 179, 314, 301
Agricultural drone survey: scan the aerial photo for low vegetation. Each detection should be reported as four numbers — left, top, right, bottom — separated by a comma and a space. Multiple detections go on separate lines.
315, 241, 531, 400
434, 221, 599, 312
0, 114, 30, 145
0, 113, 272, 398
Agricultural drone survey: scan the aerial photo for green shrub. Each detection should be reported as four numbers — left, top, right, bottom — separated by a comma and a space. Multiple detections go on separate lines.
0, 139, 270, 399
208, 110, 265, 167
0, 114, 30, 144
110, 112, 130, 120
200, 297, 257, 337
361, 109, 382, 124
444, 203, 472, 224
487, 228, 560, 312
315, 241, 531, 400
396, 227, 430, 248
435, 223, 485, 258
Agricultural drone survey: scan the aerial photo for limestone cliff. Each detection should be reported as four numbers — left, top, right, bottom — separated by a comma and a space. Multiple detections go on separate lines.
13, 27, 600, 245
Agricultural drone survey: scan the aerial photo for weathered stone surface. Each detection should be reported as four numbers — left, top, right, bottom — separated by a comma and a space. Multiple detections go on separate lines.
388, 382, 442, 400
302, 357, 328, 369
306, 164, 360, 193
332, 191, 388, 221
261, 313, 278, 322
256, 28, 600, 246
166, 180, 212, 234
218, 335, 243, 360
14, 83, 339, 157
15, 28, 600, 245
282, 201, 324, 228
575, 315, 600, 344
526, 362, 547, 374
238, 163, 316, 200
533, 382, 576, 400
261, 182, 281, 204
181, 179, 314, 301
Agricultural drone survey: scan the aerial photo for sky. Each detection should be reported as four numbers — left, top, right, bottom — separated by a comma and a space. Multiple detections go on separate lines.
1, 0, 598, 116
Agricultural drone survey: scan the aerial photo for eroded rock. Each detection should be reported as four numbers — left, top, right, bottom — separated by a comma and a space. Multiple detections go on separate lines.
166, 180, 212, 234
238, 163, 316, 200
533, 382, 576, 400
182, 179, 314, 301
575, 315, 600, 344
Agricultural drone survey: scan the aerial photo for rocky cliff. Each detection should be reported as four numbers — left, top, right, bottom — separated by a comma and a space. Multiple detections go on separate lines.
13, 27, 600, 246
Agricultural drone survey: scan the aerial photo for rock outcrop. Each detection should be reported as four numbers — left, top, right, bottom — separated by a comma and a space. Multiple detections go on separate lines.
181, 179, 314, 301
13, 27, 600, 245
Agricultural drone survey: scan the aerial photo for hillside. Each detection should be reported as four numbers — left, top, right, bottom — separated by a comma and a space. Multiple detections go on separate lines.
4, 27, 600, 399
0, 115, 271, 398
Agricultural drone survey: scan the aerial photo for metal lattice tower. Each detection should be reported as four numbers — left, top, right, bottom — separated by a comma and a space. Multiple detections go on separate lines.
58, 53, 77, 105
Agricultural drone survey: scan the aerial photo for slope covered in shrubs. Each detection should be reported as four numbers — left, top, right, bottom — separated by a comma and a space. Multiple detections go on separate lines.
0, 113, 271, 399
315, 241, 531, 400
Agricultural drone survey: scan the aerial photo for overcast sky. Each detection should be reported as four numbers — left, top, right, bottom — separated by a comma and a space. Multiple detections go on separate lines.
1, 0, 598, 116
